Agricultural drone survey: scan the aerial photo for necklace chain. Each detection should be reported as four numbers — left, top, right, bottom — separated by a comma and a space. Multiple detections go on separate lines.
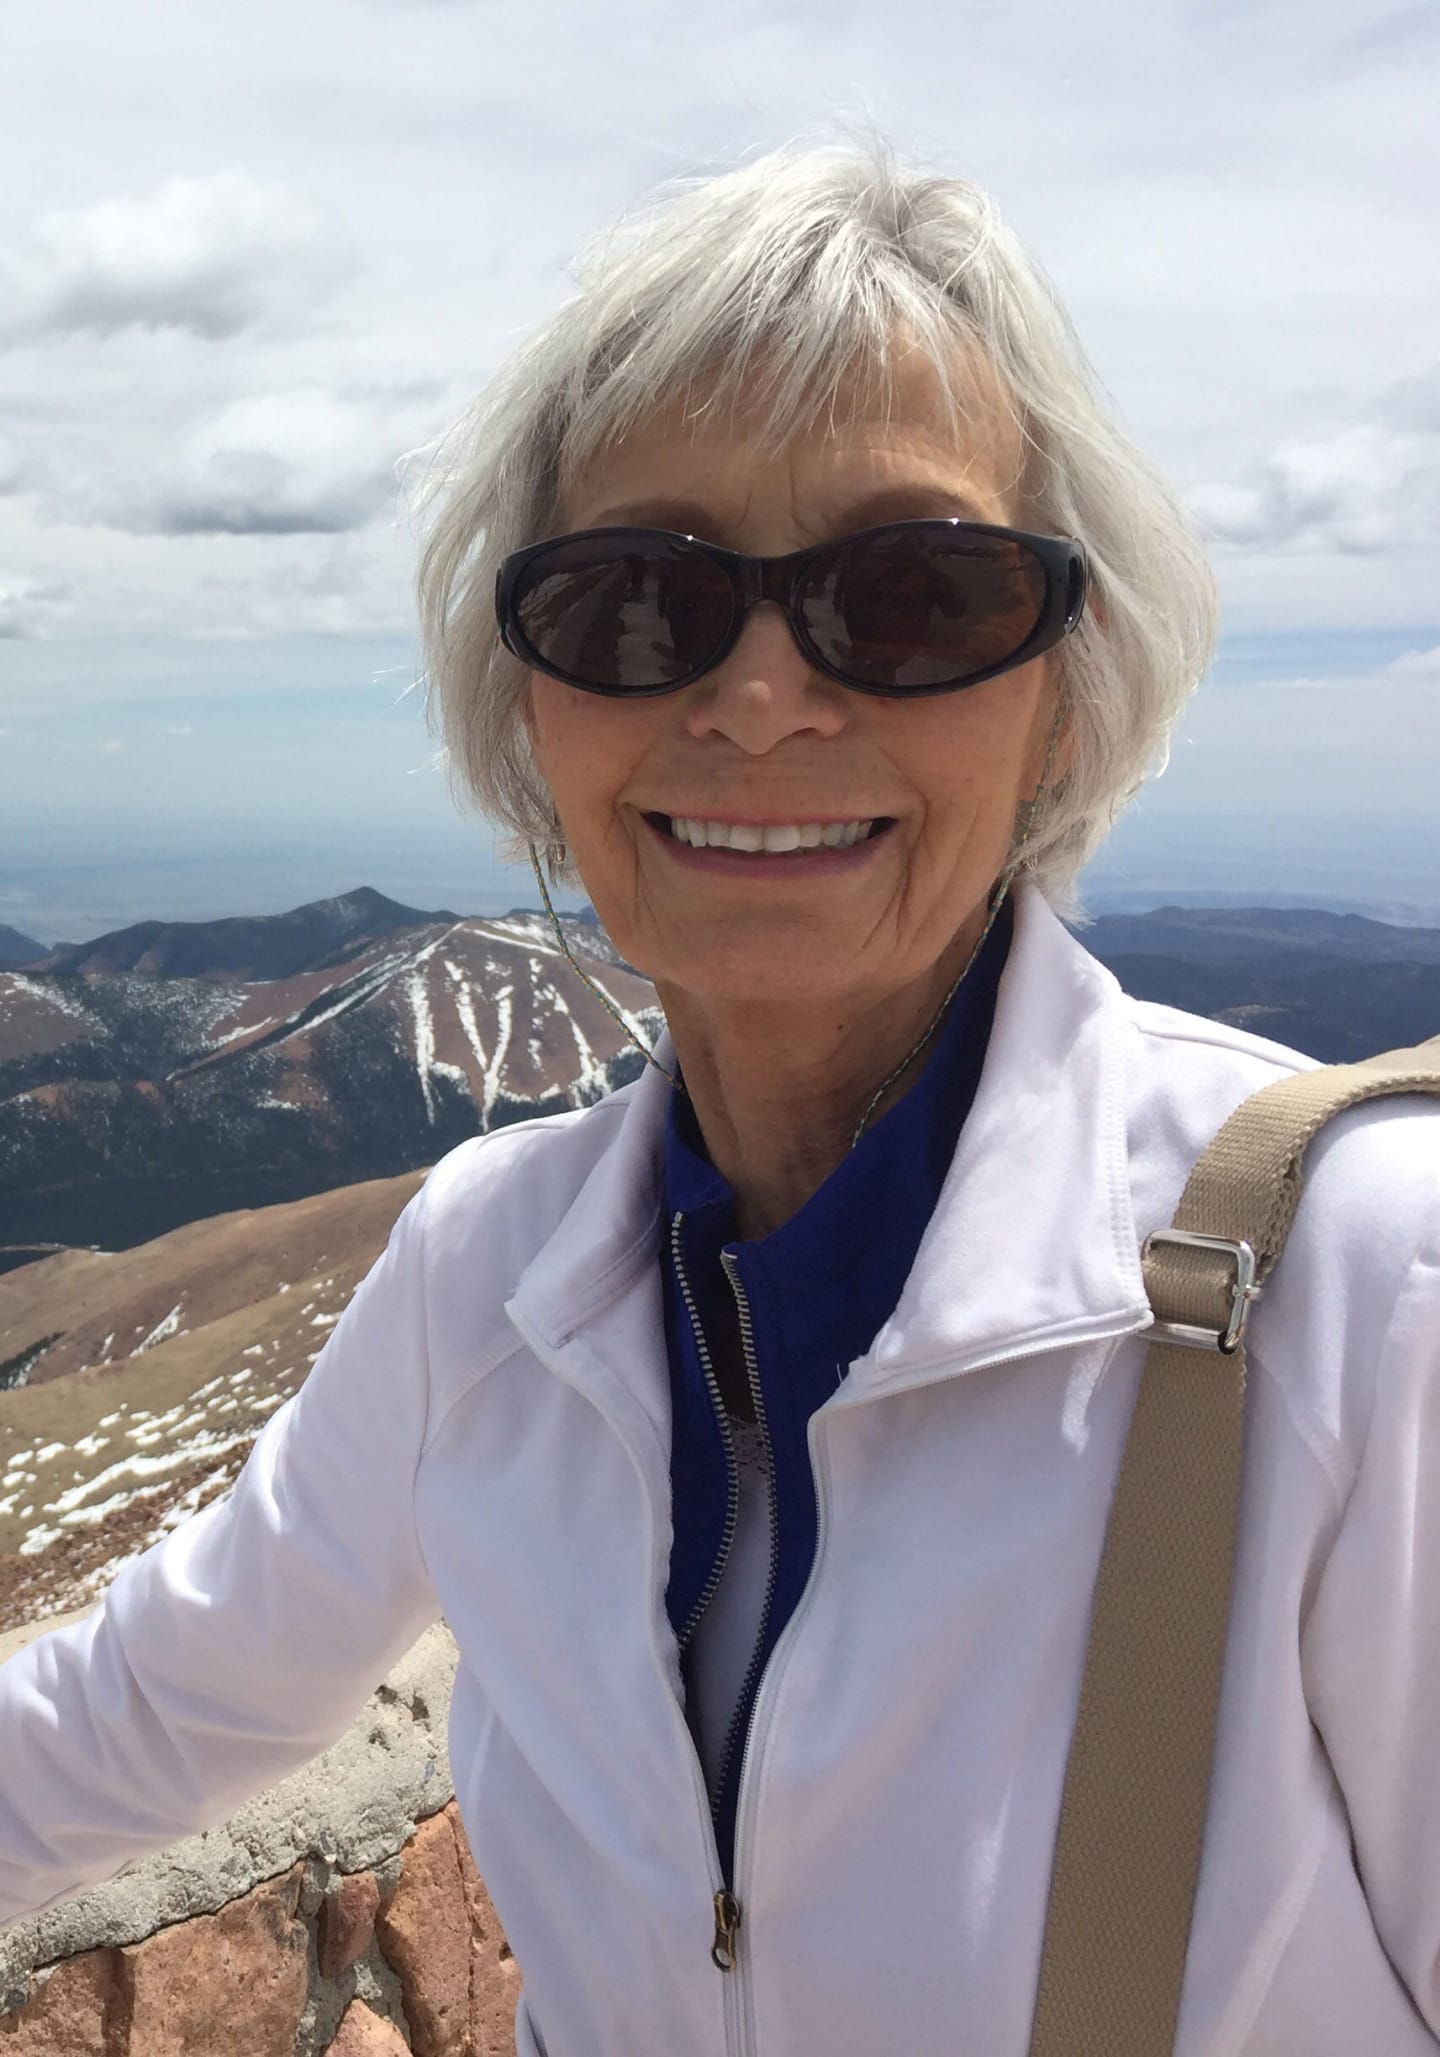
845, 868, 1013, 1148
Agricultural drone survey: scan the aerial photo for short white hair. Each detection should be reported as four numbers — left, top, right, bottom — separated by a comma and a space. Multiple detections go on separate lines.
415, 132, 1217, 920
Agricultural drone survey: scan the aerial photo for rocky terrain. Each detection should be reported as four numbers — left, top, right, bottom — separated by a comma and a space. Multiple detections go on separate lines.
0, 1169, 423, 1633
0, 887, 661, 1260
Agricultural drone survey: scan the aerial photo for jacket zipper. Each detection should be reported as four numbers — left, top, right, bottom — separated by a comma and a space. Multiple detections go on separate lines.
669, 1214, 742, 1652
727, 1412, 836, 2056
670, 1216, 782, 1989
669, 1214, 752, 2048
709, 1251, 781, 1834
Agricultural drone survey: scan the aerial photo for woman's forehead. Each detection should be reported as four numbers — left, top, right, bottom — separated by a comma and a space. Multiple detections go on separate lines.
559, 345, 1026, 528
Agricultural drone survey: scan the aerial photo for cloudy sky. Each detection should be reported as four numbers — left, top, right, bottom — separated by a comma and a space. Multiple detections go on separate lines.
2, 0, 1438, 943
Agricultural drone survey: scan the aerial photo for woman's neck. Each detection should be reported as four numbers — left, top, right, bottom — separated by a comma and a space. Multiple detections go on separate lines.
658, 914, 987, 1240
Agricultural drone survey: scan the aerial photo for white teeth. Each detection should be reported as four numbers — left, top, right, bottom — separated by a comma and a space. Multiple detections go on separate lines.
667, 817, 879, 852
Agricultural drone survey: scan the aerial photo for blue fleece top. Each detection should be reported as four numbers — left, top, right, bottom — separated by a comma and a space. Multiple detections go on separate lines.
660, 894, 1013, 1882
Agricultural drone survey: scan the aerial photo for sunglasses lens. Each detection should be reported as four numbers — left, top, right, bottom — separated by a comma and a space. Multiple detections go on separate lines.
799, 527, 1049, 689
513, 534, 733, 690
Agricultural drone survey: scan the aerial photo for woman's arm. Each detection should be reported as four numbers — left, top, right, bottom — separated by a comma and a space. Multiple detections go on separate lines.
1301, 1205, 1440, 2037
0, 1178, 442, 1929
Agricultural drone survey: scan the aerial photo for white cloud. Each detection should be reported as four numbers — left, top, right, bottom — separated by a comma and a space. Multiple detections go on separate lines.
162, 721, 195, 735
103, 385, 442, 536
100, 739, 125, 754
191, 531, 418, 636
0, 573, 70, 638
0, 171, 353, 343
1385, 642, 1440, 678
1188, 420, 1439, 555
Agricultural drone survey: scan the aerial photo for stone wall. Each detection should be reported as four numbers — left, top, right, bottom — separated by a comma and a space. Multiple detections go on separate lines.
0, 1616, 518, 2056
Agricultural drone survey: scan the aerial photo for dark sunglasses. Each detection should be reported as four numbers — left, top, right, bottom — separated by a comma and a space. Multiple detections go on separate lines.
495, 518, 1087, 699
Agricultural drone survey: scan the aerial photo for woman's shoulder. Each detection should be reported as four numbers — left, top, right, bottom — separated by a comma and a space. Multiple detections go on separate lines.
409, 1083, 642, 1275
354, 1082, 653, 1435
1118, 990, 1439, 1454
1117, 989, 1439, 1261
1118, 991, 1438, 1191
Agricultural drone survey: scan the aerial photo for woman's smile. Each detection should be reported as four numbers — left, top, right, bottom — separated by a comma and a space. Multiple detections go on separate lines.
643, 808, 898, 877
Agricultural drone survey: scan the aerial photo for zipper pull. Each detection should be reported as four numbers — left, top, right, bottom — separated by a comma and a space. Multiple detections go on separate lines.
711, 1888, 742, 1971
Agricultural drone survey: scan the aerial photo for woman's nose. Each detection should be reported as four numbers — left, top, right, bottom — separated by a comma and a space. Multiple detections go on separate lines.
682, 602, 848, 753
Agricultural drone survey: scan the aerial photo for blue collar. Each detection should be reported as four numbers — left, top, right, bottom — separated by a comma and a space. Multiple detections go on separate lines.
664, 892, 1014, 1277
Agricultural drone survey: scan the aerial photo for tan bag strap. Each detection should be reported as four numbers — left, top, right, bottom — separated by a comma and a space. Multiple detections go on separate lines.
1028, 1036, 1440, 2057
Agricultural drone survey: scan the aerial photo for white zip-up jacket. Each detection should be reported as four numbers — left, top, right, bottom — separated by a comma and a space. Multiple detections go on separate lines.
2, 884, 1438, 2056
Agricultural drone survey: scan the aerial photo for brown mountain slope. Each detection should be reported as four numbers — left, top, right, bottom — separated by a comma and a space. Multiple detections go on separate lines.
1, 907, 660, 1255
0, 1168, 425, 1632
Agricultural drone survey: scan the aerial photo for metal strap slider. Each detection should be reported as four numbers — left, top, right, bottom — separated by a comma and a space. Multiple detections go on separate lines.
1140, 1229, 1262, 1354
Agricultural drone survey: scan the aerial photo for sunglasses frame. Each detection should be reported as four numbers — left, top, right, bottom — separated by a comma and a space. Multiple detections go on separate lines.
495, 517, 1088, 700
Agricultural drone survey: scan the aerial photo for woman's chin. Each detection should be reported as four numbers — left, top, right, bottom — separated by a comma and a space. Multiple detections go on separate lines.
649, 944, 889, 1016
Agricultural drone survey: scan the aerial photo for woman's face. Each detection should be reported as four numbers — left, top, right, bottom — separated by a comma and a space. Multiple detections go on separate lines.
524, 349, 1065, 1013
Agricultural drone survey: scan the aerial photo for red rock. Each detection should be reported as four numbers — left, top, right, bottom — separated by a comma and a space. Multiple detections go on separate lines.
325, 1998, 410, 2055
318, 1870, 380, 1979
375, 1813, 472, 2056
117, 1863, 308, 2057
451, 1810, 520, 2057
0, 1949, 123, 2055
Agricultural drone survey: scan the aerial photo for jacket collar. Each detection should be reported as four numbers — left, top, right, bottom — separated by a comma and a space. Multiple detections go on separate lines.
507, 880, 1151, 1411
858, 883, 1152, 1388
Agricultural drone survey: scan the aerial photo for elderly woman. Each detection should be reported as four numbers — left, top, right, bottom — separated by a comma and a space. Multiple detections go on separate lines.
2, 141, 1438, 2057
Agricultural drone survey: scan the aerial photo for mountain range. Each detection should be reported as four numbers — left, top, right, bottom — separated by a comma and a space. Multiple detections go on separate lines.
1076, 904, 1440, 1063
17, 884, 465, 980
0, 925, 48, 971
0, 887, 660, 1262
